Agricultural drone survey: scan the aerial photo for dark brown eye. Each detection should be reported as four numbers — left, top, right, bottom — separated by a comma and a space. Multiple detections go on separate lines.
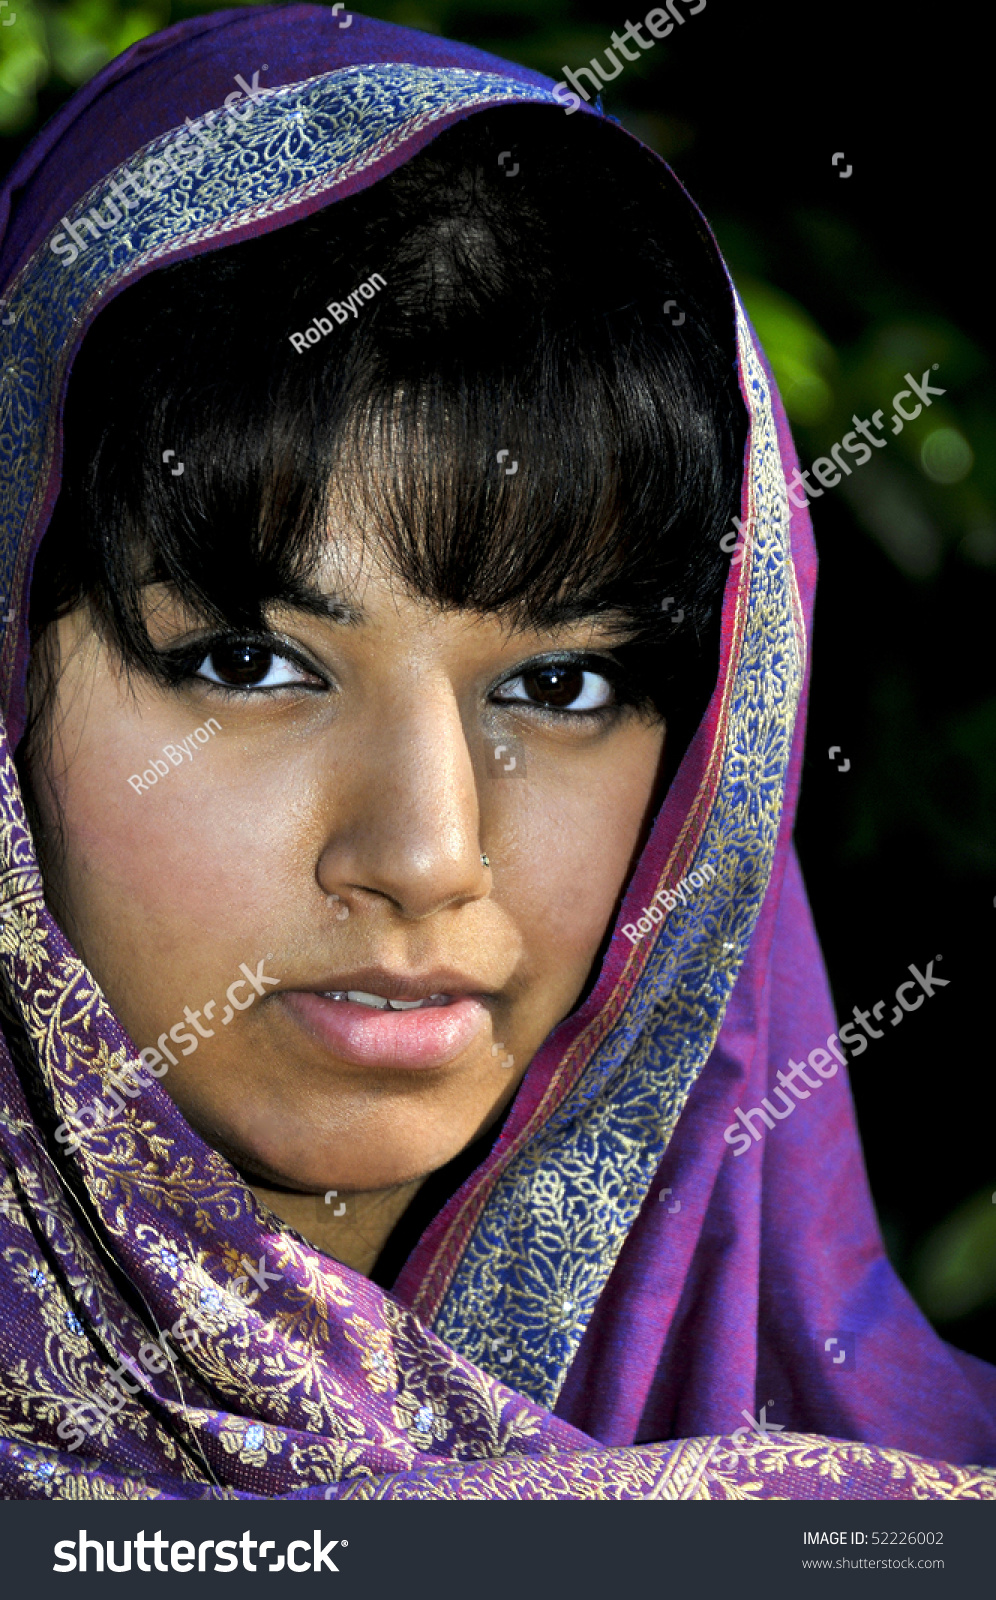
195, 642, 309, 689
204, 643, 273, 685
521, 665, 586, 707
495, 664, 615, 712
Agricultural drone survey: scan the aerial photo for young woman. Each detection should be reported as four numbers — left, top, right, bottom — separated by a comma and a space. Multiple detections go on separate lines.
0, 5, 993, 1501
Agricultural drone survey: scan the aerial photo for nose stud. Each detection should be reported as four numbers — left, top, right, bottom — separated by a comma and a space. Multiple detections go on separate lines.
327, 893, 349, 921
481, 853, 490, 868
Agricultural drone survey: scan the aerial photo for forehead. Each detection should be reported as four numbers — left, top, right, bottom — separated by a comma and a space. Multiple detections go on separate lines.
274, 526, 635, 646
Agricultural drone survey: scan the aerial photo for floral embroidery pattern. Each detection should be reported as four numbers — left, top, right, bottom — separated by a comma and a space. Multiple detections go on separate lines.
392, 1393, 451, 1452
217, 1418, 285, 1469
334, 1434, 996, 1503
344, 1318, 398, 1396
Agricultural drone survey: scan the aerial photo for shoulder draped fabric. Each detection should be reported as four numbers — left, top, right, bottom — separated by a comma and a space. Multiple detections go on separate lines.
0, 4, 993, 1502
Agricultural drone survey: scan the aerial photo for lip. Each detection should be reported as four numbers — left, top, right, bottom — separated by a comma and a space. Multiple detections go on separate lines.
302, 967, 489, 1005
280, 967, 495, 1071
282, 990, 490, 1069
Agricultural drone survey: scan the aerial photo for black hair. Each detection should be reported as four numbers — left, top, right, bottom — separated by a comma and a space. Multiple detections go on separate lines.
27, 105, 745, 763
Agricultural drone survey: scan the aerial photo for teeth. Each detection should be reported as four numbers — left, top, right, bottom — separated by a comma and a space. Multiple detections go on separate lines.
321, 991, 451, 1010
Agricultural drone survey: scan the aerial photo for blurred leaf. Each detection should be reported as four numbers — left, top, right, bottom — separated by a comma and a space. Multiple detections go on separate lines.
0, 0, 168, 127
838, 459, 942, 579
911, 1187, 996, 1321
0, 2, 48, 133
48, 0, 166, 84
921, 426, 973, 485
733, 272, 836, 425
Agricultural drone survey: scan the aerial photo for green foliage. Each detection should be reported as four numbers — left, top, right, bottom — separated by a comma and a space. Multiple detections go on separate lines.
48, 0, 169, 84
0, 0, 169, 129
912, 1187, 996, 1321
733, 275, 837, 425
717, 226, 992, 585
0, 3, 49, 132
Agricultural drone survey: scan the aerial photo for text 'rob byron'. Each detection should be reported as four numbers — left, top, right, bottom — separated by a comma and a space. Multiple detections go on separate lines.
127, 718, 220, 794
289, 273, 386, 353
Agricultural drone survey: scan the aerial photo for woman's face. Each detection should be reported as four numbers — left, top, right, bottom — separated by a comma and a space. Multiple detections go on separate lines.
27, 530, 665, 1204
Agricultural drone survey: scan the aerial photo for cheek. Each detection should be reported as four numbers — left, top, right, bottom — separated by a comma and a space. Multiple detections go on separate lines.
504, 735, 662, 978
49, 732, 304, 946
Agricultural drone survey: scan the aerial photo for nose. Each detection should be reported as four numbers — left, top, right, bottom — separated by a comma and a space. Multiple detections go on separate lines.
316, 679, 488, 920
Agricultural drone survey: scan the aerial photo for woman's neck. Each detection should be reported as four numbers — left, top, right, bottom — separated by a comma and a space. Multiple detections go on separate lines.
248, 1178, 424, 1276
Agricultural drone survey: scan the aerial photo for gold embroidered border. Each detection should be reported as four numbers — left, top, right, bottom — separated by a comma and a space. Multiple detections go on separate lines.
333, 1433, 996, 1501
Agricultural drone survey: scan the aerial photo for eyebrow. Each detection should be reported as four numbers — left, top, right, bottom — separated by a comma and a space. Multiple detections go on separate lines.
264, 582, 365, 628
531, 600, 628, 630
521, 597, 637, 640
265, 582, 628, 639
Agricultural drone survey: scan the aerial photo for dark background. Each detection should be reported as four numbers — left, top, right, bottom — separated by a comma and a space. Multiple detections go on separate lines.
3, 1, 993, 1360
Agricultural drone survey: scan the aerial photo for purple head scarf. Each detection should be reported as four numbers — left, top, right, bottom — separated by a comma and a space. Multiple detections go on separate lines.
0, 5, 994, 1501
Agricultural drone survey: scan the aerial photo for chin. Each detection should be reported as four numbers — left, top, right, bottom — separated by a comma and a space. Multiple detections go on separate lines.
191, 1075, 500, 1193
222, 1130, 462, 1196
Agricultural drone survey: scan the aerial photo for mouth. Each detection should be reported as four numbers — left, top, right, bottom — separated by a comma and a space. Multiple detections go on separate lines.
321, 990, 452, 1011
280, 971, 493, 1070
